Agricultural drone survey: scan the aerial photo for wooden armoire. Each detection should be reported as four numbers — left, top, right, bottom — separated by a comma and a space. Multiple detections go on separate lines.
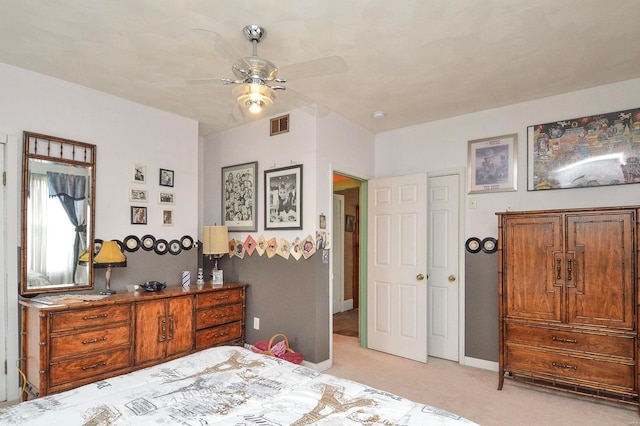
497, 206, 639, 409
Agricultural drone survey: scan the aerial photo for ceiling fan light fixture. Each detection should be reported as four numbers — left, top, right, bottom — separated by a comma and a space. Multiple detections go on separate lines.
233, 84, 275, 114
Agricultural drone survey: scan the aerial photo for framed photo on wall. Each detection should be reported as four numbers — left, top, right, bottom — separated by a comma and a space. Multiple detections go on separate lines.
527, 107, 640, 190
159, 168, 174, 187
467, 133, 518, 194
131, 206, 147, 225
222, 161, 258, 232
132, 163, 146, 184
264, 164, 303, 230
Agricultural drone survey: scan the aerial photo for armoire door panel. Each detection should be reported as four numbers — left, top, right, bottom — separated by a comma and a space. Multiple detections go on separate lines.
504, 215, 563, 321
566, 213, 634, 328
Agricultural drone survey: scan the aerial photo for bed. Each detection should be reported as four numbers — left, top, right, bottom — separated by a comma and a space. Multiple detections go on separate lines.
0, 345, 476, 425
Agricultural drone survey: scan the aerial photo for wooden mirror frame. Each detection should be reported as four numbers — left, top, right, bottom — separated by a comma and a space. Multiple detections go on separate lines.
20, 131, 97, 296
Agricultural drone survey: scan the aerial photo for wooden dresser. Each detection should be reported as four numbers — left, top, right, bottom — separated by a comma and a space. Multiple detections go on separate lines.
497, 206, 638, 408
19, 282, 247, 398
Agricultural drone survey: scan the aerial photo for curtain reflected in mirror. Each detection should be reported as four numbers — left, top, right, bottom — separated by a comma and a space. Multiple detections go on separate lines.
21, 132, 96, 295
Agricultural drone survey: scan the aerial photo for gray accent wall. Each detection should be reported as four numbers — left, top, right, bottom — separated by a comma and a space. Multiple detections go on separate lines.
207, 252, 330, 364
465, 251, 499, 362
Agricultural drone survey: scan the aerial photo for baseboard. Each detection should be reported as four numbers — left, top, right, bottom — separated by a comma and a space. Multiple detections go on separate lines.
463, 356, 499, 372
343, 299, 353, 311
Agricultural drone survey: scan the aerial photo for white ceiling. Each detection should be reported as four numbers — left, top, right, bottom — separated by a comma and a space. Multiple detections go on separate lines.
1, 1, 639, 137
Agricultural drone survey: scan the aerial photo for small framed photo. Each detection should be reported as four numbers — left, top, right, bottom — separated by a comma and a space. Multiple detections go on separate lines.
319, 213, 326, 229
131, 206, 147, 225
159, 168, 174, 187
467, 133, 518, 194
264, 164, 302, 230
132, 163, 146, 184
345, 215, 355, 232
158, 191, 174, 204
129, 188, 148, 202
162, 209, 173, 226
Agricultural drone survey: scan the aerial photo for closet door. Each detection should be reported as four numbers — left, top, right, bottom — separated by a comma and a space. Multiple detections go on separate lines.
503, 214, 563, 322
565, 211, 634, 329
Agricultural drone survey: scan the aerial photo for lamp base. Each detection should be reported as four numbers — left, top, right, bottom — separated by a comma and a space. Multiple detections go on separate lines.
100, 288, 116, 295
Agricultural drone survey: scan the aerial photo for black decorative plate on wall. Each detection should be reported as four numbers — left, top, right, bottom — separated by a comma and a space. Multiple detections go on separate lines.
180, 235, 194, 250
481, 237, 498, 254
168, 239, 182, 255
123, 235, 140, 252
465, 237, 481, 253
141, 234, 156, 251
154, 239, 168, 255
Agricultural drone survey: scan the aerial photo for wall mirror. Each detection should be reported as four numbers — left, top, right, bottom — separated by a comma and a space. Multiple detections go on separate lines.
20, 131, 96, 296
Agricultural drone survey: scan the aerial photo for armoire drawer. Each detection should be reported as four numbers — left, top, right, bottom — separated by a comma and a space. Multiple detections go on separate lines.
49, 348, 131, 387
195, 322, 242, 349
50, 325, 131, 358
50, 305, 131, 332
196, 289, 243, 309
506, 344, 635, 390
506, 323, 634, 359
196, 304, 244, 330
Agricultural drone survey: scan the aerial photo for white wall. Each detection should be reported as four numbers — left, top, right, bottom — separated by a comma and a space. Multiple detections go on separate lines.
376, 78, 640, 238
0, 62, 199, 401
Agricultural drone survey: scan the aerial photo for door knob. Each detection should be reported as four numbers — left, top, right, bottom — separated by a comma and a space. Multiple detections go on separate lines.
448, 274, 456, 282
416, 273, 425, 281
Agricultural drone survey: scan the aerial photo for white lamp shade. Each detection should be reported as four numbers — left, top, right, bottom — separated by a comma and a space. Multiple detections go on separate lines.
203, 226, 228, 255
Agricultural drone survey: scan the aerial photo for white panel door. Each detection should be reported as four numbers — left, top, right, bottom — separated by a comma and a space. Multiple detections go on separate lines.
332, 194, 345, 314
427, 173, 460, 361
367, 173, 427, 362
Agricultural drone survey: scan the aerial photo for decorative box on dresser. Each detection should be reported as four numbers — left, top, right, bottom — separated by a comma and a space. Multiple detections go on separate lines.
497, 206, 639, 410
19, 282, 247, 399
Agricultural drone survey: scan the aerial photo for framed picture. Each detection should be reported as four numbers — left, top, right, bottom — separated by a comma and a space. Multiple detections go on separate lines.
467, 133, 518, 194
131, 206, 147, 225
345, 215, 355, 232
158, 191, 174, 204
222, 161, 258, 232
528, 107, 640, 191
132, 163, 146, 184
159, 168, 174, 187
161, 209, 173, 226
129, 188, 148, 202
264, 164, 303, 230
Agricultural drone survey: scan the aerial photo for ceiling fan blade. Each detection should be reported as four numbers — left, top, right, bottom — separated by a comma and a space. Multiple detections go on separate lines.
279, 56, 348, 81
192, 28, 251, 71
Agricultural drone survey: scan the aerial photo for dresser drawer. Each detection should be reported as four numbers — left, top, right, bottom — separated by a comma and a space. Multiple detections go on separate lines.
50, 305, 131, 332
506, 344, 635, 390
195, 322, 242, 349
49, 348, 131, 387
196, 289, 243, 309
196, 304, 243, 330
50, 325, 131, 358
506, 324, 634, 359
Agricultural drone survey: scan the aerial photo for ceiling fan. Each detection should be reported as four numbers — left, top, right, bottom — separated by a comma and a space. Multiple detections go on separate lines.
185, 25, 348, 120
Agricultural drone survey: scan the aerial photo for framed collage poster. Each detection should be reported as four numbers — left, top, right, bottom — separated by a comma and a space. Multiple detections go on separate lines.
528, 107, 640, 190
467, 134, 518, 194
264, 164, 302, 230
222, 161, 258, 232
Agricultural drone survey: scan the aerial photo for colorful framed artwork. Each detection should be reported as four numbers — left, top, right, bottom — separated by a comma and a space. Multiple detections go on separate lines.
528, 107, 640, 190
467, 134, 518, 194
264, 164, 303, 230
222, 161, 258, 232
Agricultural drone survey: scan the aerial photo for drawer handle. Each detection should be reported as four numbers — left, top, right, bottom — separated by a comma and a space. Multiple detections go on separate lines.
214, 331, 230, 338
214, 314, 230, 319
83, 313, 108, 320
567, 259, 572, 281
82, 362, 106, 371
214, 295, 230, 300
82, 336, 107, 345
552, 362, 577, 370
552, 336, 578, 344
556, 259, 562, 280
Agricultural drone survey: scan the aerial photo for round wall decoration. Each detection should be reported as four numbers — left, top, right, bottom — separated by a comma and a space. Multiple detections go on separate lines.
141, 234, 156, 251
168, 239, 182, 255
180, 235, 194, 250
481, 237, 498, 254
465, 237, 481, 253
154, 239, 169, 255
123, 235, 141, 252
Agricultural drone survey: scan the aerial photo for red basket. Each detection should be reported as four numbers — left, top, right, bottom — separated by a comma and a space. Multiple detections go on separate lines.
251, 333, 304, 364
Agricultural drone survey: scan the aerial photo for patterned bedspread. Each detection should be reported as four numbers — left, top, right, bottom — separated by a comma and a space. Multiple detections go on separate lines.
0, 346, 477, 425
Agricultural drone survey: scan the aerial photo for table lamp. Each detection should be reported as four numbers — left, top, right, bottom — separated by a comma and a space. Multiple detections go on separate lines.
94, 240, 127, 295
203, 225, 228, 286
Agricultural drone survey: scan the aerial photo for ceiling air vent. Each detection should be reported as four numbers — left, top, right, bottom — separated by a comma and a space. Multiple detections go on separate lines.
270, 114, 290, 136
